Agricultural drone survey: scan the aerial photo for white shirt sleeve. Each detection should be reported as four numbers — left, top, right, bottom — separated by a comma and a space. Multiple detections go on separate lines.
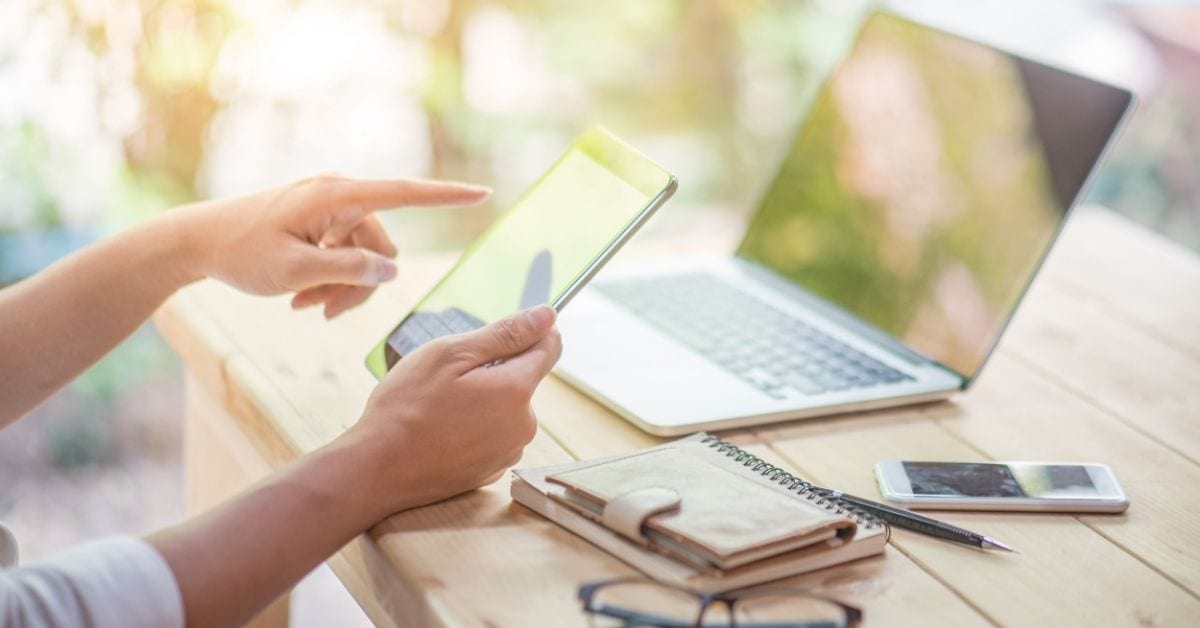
0, 536, 184, 628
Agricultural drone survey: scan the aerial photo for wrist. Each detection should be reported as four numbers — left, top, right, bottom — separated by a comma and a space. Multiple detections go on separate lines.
162, 202, 218, 285
110, 208, 207, 297
327, 423, 417, 525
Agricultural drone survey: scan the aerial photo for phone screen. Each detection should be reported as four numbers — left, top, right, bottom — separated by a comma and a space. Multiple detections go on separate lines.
366, 127, 675, 377
902, 462, 1100, 499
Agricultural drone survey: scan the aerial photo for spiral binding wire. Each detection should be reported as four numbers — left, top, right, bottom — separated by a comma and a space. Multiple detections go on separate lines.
700, 434, 885, 531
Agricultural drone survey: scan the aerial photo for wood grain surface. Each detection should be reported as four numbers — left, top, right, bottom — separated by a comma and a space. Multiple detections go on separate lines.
155, 207, 1200, 627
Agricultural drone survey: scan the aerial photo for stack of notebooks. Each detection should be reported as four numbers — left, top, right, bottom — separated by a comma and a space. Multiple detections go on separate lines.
512, 433, 889, 593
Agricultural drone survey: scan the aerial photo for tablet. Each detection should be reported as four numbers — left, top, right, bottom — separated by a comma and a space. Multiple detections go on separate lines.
365, 126, 677, 378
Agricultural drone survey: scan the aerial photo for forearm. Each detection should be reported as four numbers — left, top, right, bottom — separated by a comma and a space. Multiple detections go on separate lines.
147, 430, 392, 627
0, 210, 203, 424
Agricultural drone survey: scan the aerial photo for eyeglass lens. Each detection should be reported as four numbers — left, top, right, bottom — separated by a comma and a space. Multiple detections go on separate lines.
588, 580, 849, 628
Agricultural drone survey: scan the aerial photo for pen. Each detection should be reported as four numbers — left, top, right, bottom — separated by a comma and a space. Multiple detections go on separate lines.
812, 488, 1018, 553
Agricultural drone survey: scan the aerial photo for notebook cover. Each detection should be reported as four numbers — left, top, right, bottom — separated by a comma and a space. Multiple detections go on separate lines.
511, 434, 887, 593
547, 447, 854, 569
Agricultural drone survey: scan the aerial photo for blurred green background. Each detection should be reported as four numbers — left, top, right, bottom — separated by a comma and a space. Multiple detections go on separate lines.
1, 0, 1197, 563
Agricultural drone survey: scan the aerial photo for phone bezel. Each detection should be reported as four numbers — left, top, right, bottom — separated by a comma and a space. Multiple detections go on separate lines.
874, 460, 1129, 512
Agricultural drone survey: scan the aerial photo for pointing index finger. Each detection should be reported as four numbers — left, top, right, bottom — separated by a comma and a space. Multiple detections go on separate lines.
331, 178, 491, 212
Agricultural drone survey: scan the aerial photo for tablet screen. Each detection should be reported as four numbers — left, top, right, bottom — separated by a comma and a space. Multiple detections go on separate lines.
367, 127, 674, 375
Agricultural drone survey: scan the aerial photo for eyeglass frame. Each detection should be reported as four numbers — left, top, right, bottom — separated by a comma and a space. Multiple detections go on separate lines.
578, 577, 864, 628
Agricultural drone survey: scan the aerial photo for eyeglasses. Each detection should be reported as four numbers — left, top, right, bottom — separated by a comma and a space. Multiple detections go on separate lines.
578, 577, 863, 628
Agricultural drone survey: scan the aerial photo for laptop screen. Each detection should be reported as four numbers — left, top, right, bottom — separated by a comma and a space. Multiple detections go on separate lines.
736, 12, 1131, 380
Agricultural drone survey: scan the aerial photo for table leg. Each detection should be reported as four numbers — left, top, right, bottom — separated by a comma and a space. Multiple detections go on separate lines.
182, 373, 291, 628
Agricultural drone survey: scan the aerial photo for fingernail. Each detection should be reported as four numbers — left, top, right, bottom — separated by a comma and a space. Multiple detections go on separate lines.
525, 304, 555, 331
376, 259, 398, 283
362, 256, 397, 285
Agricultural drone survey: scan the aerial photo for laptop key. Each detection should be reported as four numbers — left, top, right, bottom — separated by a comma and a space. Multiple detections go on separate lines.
812, 372, 853, 391
762, 387, 787, 400
783, 372, 826, 395
738, 368, 782, 391
766, 363, 791, 377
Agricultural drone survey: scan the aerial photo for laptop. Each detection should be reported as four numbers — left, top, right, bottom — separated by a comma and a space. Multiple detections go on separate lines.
555, 11, 1134, 436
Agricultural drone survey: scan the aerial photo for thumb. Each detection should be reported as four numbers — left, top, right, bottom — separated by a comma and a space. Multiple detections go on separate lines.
289, 245, 398, 289
448, 305, 557, 369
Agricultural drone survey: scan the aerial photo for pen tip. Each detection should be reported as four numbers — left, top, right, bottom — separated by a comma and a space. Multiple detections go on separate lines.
983, 537, 1018, 553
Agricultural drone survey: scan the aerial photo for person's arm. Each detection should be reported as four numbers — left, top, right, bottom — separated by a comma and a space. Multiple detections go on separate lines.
148, 306, 561, 627
0, 175, 488, 426
0, 307, 560, 628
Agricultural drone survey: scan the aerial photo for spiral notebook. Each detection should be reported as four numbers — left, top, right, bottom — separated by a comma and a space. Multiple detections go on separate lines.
511, 433, 889, 593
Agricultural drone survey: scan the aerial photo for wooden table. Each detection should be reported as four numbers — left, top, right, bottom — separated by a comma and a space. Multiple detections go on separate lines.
155, 207, 1200, 627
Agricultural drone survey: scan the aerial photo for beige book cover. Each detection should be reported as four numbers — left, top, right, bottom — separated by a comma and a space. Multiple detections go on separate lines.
511, 433, 888, 593
548, 447, 855, 570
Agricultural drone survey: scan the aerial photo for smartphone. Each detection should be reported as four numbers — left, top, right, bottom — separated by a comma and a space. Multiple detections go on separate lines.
874, 460, 1129, 512
365, 126, 677, 379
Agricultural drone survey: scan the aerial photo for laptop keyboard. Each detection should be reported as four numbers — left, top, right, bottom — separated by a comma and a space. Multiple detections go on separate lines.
595, 273, 914, 399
